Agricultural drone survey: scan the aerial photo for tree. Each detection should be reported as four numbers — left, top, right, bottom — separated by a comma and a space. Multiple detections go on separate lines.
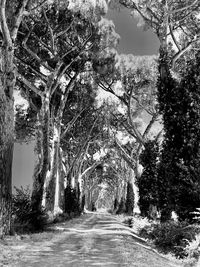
138, 140, 159, 218
118, 0, 200, 72
117, 0, 200, 221
125, 181, 134, 215
158, 53, 200, 222
15, 1, 107, 213
0, 0, 33, 237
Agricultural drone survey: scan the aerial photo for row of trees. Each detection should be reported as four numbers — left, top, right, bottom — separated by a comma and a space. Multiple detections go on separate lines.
1, 0, 200, 237
0, 0, 121, 236
115, 0, 200, 222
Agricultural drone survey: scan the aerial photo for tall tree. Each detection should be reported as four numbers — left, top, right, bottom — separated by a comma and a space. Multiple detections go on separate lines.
0, 0, 33, 237
15, 2, 104, 212
158, 53, 200, 221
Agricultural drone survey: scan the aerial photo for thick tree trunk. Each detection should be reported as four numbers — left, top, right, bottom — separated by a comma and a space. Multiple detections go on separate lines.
129, 169, 140, 214
58, 148, 65, 211
45, 122, 64, 215
31, 95, 50, 212
0, 44, 15, 236
0, 91, 14, 237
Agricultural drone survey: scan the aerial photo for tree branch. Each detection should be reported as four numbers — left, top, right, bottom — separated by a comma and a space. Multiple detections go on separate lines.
61, 108, 86, 139
115, 138, 135, 169
42, 8, 55, 53
11, 0, 29, 41
15, 56, 48, 81
17, 73, 44, 98
0, 0, 12, 46
128, 87, 145, 145
22, 27, 54, 71
170, 0, 199, 14
169, 19, 181, 52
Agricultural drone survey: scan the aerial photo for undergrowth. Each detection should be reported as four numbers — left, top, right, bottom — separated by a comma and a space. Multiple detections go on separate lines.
139, 220, 200, 260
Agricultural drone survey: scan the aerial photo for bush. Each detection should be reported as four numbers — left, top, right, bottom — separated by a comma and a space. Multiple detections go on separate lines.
139, 221, 200, 258
12, 186, 48, 233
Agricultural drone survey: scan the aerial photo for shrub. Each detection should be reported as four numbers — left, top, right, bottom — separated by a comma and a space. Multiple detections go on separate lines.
12, 186, 48, 233
139, 221, 200, 258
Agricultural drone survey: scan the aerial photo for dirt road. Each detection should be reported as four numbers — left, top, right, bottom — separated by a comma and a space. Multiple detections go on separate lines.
0, 212, 182, 267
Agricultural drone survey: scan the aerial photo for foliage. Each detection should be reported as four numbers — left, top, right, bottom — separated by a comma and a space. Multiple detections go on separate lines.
125, 182, 134, 215
138, 140, 159, 217
139, 221, 200, 259
12, 186, 47, 233
157, 53, 200, 221
15, 105, 37, 143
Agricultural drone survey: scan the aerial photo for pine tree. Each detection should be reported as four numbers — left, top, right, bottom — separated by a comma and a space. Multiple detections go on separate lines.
125, 182, 134, 216
138, 140, 159, 218
158, 53, 200, 221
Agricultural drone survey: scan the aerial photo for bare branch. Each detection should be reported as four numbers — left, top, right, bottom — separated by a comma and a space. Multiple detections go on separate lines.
15, 56, 48, 81
142, 113, 159, 141
169, 19, 181, 52
33, 33, 53, 55
57, 72, 79, 116
61, 108, 86, 139
42, 8, 55, 53
11, 0, 29, 41
17, 73, 44, 98
128, 87, 145, 145
170, 0, 199, 14
55, 20, 74, 38
172, 37, 198, 69
22, 27, 54, 72
115, 138, 135, 169
51, 34, 92, 95
29, 0, 48, 13
0, 0, 12, 46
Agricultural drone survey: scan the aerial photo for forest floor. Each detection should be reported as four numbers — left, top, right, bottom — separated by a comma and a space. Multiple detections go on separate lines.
0, 211, 185, 267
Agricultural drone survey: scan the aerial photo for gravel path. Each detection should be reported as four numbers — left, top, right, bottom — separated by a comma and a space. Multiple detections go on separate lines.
0, 212, 182, 267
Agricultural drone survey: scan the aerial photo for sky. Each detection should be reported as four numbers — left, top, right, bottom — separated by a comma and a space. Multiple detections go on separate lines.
106, 7, 159, 55
12, 5, 160, 189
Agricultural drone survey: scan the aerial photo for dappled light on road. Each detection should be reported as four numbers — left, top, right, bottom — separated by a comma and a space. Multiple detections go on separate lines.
1, 213, 181, 267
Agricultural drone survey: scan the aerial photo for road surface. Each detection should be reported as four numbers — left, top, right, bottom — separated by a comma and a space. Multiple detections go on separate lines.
1, 212, 182, 267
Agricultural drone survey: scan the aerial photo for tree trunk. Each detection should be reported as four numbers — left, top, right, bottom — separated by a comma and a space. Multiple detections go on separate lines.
58, 148, 65, 211
129, 169, 140, 214
0, 45, 15, 236
0, 91, 14, 237
31, 95, 50, 212
45, 123, 59, 212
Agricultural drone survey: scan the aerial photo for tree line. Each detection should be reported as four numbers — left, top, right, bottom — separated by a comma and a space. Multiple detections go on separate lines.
0, 0, 200, 237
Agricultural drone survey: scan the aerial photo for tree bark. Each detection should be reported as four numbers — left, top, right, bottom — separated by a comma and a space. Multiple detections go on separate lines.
0, 44, 15, 236
0, 90, 14, 237
45, 122, 61, 213
31, 94, 50, 212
